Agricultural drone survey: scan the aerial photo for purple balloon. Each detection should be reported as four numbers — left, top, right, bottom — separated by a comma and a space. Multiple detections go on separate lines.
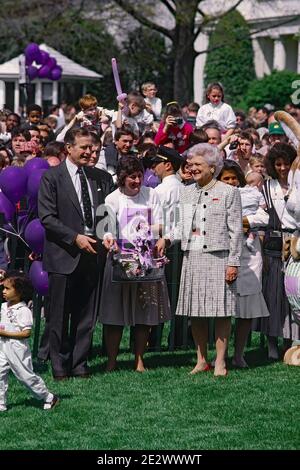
27, 168, 47, 202
29, 261, 49, 296
24, 157, 50, 175
25, 56, 33, 66
27, 65, 38, 81
0, 167, 27, 203
0, 191, 15, 223
25, 43, 40, 62
46, 57, 57, 70
50, 66, 62, 81
38, 65, 51, 79
24, 219, 45, 254
37, 50, 49, 65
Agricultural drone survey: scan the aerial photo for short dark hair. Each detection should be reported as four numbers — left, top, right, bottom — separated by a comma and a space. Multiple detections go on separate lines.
3, 271, 34, 303
189, 129, 208, 146
27, 104, 42, 115
266, 142, 297, 179
239, 131, 254, 147
116, 156, 144, 187
114, 126, 135, 141
7, 113, 21, 125
43, 141, 65, 158
64, 127, 91, 144
217, 160, 246, 187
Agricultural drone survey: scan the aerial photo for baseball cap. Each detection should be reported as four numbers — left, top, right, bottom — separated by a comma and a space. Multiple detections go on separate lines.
268, 121, 285, 136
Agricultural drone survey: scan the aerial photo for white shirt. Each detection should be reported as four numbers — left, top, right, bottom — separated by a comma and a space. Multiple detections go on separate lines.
239, 186, 265, 217
104, 186, 162, 245
0, 302, 32, 333
66, 158, 95, 235
269, 179, 297, 230
196, 102, 236, 131
144, 96, 162, 120
112, 109, 154, 137
154, 174, 181, 236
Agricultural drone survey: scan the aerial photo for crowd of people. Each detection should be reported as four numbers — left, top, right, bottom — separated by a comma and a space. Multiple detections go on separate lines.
1, 79, 300, 410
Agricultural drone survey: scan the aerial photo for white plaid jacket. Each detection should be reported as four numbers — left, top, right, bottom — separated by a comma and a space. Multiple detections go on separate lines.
169, 180, 243, 266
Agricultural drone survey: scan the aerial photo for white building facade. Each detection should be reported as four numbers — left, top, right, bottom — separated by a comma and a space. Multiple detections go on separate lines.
194, 0, 300, 103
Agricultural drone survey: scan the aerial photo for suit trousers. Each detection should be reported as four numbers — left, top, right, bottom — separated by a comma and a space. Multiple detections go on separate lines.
48, 253, 98, 377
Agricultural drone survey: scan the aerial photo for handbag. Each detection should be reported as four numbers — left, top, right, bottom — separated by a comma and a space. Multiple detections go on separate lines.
262, 180, 283, 253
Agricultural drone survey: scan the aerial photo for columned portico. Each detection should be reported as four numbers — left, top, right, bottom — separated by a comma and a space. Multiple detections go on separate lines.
273, 35, 286, 70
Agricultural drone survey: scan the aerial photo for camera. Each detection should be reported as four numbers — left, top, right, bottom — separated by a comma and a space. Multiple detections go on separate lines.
174, 117, 183, 125
229, 140, 239, 150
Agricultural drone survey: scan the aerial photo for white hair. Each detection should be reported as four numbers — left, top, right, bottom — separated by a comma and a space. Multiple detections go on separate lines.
187, 143, 224, 177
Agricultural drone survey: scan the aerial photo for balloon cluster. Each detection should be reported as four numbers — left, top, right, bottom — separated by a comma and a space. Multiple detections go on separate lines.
0, 158, 50, 295
25, 43, 62, 82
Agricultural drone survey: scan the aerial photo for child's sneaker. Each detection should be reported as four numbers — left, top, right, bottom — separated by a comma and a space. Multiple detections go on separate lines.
43, 395, 59, 410
0, 404, 7, 412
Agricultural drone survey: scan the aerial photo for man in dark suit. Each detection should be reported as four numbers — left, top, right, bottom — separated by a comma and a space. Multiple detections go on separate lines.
38, 127, 113, 379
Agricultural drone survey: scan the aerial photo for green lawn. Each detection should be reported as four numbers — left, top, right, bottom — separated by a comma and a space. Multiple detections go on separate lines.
0, 326, 299, 450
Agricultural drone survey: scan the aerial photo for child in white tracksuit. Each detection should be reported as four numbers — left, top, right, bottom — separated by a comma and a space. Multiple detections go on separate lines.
0, 272, 58, 411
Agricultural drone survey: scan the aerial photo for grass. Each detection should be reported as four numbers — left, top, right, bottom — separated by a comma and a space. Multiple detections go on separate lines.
0, 325, 299, 450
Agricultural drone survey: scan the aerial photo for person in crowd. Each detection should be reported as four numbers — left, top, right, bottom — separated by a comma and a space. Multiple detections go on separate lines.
0, 113, 21, 143
43, 141, 66, 162
114, 92, 153, 135
188, 128, 209, 147
200, 121, 222, 146
86, 132, 102, 167
141, 82, 162, 121
228, 131, 255, 173
196, 82, 236, 137
27, 104, 43, 127
100, 156, 170, 372
178, 157, 194, 185
56, 94, 113, 142
156, 144, 243, 376
186, 102, 200, 128
155, 101, 193, 153
138, 143, 160, 189
255, 143, 300, 359
239, 171, 266, 253
217, 160, 269, 367
268, 121, 288, 146
248, 154, 267, 177
0, 272, 59, 411
38, 127, 113, 379
101, 126, 135, 179
0, 146, 11, 169
256, 106, 270, 129
235, 110, 246, 129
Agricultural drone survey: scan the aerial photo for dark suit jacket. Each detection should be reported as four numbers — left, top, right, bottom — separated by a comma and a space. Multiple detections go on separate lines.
38, 161, 114, 275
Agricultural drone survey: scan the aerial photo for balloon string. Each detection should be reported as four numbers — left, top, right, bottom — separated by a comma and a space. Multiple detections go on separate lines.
0, 225, 30, 249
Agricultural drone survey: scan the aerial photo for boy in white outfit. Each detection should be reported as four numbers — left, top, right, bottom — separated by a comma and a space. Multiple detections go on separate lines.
0, 272, 59, 412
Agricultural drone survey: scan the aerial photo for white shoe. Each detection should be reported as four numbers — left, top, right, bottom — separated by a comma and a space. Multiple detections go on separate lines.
0, 404, 7, 412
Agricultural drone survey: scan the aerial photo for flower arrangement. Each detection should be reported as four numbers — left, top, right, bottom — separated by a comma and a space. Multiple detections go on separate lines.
112, 222, 168, 281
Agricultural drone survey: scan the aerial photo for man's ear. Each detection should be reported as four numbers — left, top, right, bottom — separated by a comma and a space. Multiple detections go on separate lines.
65, 143, 72, 154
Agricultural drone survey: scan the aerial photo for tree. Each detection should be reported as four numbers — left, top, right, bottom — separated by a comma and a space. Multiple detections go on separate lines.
122, 27, 174, 104
110, 0, 245, 104
204, 10, 255, 107
241, 70, 300, 110
0, 0, 121, 107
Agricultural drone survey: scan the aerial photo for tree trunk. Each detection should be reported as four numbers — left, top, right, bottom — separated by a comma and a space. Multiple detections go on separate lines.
172, 0, 199, 104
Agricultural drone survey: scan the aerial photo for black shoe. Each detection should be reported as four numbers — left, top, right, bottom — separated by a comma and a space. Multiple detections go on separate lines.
43, 395, 60, 410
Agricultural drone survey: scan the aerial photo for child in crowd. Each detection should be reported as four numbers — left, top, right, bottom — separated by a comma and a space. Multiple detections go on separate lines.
248, 154, 266, 177
114, 92, 153, 135
56, 94, 114, 142
27, 104, 43, 127
240, 171, 266, 252
154, 101, 193, 153
141, 82, 162, 120
196, 82, 236, 137
0, 272, 59, 412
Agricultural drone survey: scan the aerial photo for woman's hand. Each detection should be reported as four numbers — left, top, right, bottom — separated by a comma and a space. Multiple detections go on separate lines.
155, 238, 167, 257
225, 266, 238, 283
103, 236, 119, 252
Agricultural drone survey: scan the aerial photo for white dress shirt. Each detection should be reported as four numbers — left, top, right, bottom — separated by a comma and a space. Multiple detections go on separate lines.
66, 158, 95, 235
154, 174, 181, 236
